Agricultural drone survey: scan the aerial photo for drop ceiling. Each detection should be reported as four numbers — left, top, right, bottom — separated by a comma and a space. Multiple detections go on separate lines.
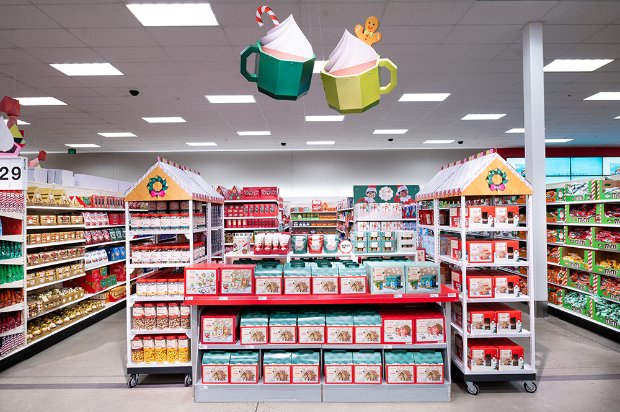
1, 0, 619, 153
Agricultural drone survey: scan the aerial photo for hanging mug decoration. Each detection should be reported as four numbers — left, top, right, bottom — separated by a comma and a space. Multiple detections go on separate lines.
487, 168, 509, 191
147, 175, 168, 198
239, 6, 315, 100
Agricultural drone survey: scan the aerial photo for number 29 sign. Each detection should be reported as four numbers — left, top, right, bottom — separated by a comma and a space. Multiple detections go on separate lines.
0, 157, 27, 191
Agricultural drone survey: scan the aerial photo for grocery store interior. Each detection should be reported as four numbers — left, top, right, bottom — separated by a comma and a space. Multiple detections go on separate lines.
1, 0, 620, 410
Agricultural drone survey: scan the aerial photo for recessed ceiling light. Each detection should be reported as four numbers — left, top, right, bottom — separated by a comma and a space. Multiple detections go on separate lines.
306, 140, 335, 145
186, 142, 217, 147
423, 139, 455, 144
65, 143, 100, 148
461, 114, 506, 120
545, 138, 574, 143
305, 115, 344, 122
399, 93, 450, 102
50, 63, 123, 76
373, 129, 408, 135
3, 119, 29, 126
584, 92, 620, 101
97, 132, 136, 138
206, 95, 255, 104
237, 131, 271, 136
16, 97, 66, 106
505, 128, 525, 133
126, 3, 218, 27
313, 60, 327, 73
142, 117, 186, 123
544, 59, 613, 72
615, 116, 620, 119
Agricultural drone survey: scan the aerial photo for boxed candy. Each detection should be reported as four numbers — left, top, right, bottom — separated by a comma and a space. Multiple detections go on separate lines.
353, 350, 382, 384
263, 351, 292, 384
297, 312, 325, 344
339, 262, 368, 294
324, 351, 353, 384
200, 310, 238, 344
414, 310, 446, 344
353, 310, 382, 344
381, 310, 413, 344
254, 263, 283, 295
405, 262, 439, 293
494, 304, 523, 333
201, 351, 230, 384
385, 351, 415, 384
307, 234, 324, 254
292, 351, 320, 384
493, 240, 520, 263
468, 275, 494, 299
366, 261, 406, 294
240, 311, 268, 345
326, 312, 354, 344
184, 264, 218, 296
494, 273, 522, 297
414, 351, 444, 384
467, 305, 496, 334
220, 265, 254, 295
468, 339, 498, 371
269, 312, 297, 343
229, 351, 259, 384
283, 262, 311, 294
311, 263, 339, 294
467, 241, 494, 263
496, 339, 525, 371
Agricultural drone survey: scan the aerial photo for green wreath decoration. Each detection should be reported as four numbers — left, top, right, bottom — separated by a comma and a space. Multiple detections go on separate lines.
487, 168, 508, 191
147, 175, 168, 197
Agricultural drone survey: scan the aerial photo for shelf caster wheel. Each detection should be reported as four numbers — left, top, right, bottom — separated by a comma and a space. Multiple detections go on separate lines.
127, 374, 138, 388
184, 374, 192, 387
466, 382, 479, 395
524, 381, 537, 393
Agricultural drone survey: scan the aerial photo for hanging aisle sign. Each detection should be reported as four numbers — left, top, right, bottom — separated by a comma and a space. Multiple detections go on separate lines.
353, 185, 419, 204
0, 157, 27, 191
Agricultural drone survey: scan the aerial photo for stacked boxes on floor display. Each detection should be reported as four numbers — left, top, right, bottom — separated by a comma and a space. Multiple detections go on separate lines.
454, 335, 525, 371
350, 231, 421, 255
452, 302, 524, 334
185, 260, 440, 297
451, 267, 526, 298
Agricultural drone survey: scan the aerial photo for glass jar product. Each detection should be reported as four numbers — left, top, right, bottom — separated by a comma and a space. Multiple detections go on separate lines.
178, 335, 190, 363
156, 303, 168, 329
146, 279, 157, 297
143, 335, 155, 364
131, 336, 144, 363
136, 279, 147, 296
172, 277, 183, 296
154, 335, 166, 364
132, 303, 145, 330
168, 302, 180, 329
143, 303, 156, 330
166, 335, 178, 363
156, 278, 168, 296
180, 305, 190, 329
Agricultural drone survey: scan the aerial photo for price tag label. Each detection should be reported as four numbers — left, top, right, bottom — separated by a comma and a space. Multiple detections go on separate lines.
258, 296, 267, 301
448, 293, 456, 298
394, 294, 403, 298
430, 293, 439, 298
246, 345, 255, 349
383, 345, 392, 349
218, 296, 228, 300
0, 157, 26, 191
185, 296, 194, 300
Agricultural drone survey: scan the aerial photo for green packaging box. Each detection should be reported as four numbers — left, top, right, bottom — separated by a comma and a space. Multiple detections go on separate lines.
201, 351, 230, 384
298, 311, 325, 344
562, 291, 591, 316
404, 262, 440, 293
564, 180, 596, 202
596, 180, 620, 201
291, 235, 308, 254
591, 298, 620, 330
597, 203, 620, 225
560, 247, 592, 271
414, 351, 443, 365
229, 351, 259, 384
366, 261, 406, 294
591, 250, 620, 277
566, 271, 597, 294
564, 226, 593, 247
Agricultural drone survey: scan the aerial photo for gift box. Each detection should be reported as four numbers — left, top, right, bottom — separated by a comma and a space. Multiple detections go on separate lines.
254, 263, 283, 295
263, 351, 292, 384
229, 351, 259, 384
467, 241, 494, 264
220, 265, 254, 295
467, 305, 496, 335
494, 273, 522, 297
292, 351, 320, 384
451, 269, 463, 292
339, 262, 368, 294
467, 206, 495, 228
200, 310, 238, 344
414, 351, 444, 384
413, 310, 446, 344
297, 312, 325, 344
283, 262, 311, 294
494, 304, 523, 333
269, 312, 297, 343
184, 264, 219, 296
353, 310, 382, 344
326, 313, 354, 344
405, 262, 439, 293
311, 263, 339, 294
384, 351, 415, 384
366, 261, 406, 294
240, 311, 269, 345
324, 351, 353, 384
494, 205, 520, 227
353, 350, 382, 384
201, 351, 230, 384
493, 240, 520, 263
467, 275, 494, 299
468, 340, 498, 371
449, 238, 462, 260
452, 302, 463, 328
381, 310, 413, 344
496, 339, 525, 371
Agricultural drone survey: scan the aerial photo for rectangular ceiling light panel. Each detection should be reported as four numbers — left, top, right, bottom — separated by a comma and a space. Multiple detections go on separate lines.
127, 3, 219, 26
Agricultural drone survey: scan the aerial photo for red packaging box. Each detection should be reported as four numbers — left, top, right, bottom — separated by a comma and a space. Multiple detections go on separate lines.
419, 209, 434, 226
219, 265, 254, 295
184, 264, 220, 297
493, 240, 520, 263
415, 361, 445, 384
260, 187, 279, 199
466, 206, 495, 228
381, 311, 413, 344
467, 305, 496, 335
467, 275, 495, 299
449, 207, 460, 228
452, 302, 463, 329
413, 310, 446, 344
493, 304, 523, 334
450, 238, 462, 260
493, 273, 521, 297
454, 333, 463, 361
494, 206, 520, 227
241, 187, 261, 199
84, 268, 102, 283
495, 338, 525, 371
468, 340, 498, 371
298, 325, 325, 344
467, 240, 494, 263
451, 269, 463, 292
200, 311, 238, 344
240, 325, 268, 345
229, 363, 259, 384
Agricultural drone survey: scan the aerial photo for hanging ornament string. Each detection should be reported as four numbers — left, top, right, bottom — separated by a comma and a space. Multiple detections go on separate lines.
256, 5, 279, 27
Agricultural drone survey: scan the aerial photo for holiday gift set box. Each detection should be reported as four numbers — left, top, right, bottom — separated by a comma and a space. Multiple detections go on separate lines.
184, 264, 219, 296
291, 351, 320, 384
200, 310, 239, 344
366, 261, 406, 294
468, 275, 494, 299
404, 262, 439, 293
326, 312, 354, 344
353, 350, 382, 384
414, 310, 446, 344
324, 351, 353, 384
494, 273, 522, 297
353, 310, 382, 344
239, 310, 269, 345
495, 304, 523, 333
452, 302, 463, 329
229, 351, 260, 384
201, 351, 230, 384
467, 240, 494, 264
220, 265, 254, 295
414, 351, 444, 384
311, 263, 339, 294
564, 226, 593, 247
254, 263, 283, 295
493, 240, 521, 263
468, 339, 498, 371
467, 305, 496, 334
269, 312, 297, 343
591, 250, 620, 277
283, 262, 312, 294
381, 310, 414, 344
263, 351, 292, 384
494, 206, 521, 228
339, 262, 368, 294
496, 338, 525, 371
298, 312, 326, 344
385, 351, 416, 384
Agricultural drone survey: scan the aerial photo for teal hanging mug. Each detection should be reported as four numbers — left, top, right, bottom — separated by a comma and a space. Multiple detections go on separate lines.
240, 42, 315, 101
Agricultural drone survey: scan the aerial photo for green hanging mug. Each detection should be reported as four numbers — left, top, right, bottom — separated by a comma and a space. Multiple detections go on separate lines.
240, 42, 315, 101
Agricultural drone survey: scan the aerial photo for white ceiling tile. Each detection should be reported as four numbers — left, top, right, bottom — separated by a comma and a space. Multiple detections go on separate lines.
560, 43, 620, 59
460, 1, 557, 25
163, 46, 238, 63
0, 63, 61, 77
17, 75, 84, 88
543, 1, 620, 24
93, 47, 171, 63
38, 4, 140, 28
379, 25, 453, 45
147, 27, 229, 47
543, 24, 605, 44
444, 25, 522, 44
25, 47, 104, 63
0, 29, 84, 48
382, 1, 472, 25
69, 28, 157, 47
0, 48, 41, 63
584, 25, 620, 43
0, 5, 60, 29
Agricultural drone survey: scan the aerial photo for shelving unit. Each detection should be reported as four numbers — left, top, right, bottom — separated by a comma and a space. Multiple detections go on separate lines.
336, 197, 354, 239
416, 150, 537, 395
289, 203, 339, 234
124, 158, 223, 388
546, 179, 620, 335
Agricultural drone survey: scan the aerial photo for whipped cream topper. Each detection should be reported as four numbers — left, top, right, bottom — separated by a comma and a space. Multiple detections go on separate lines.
260, 14, 313, 60
324, 30, 378, 74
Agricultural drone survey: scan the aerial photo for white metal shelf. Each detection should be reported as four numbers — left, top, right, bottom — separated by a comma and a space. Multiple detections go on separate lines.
27, 256, 84, 271
27, 224, 85, 230
290, 225, 337, 229
0, 211, 23, 220
85, 224, 125, 230
0, 257, 24, 265
0, 324, 24, 338
197, 342, 446, 350
128, 263, 191, 269
226, 199, 280, 204
451, 321, 532, 338
27, 205, 125, 212
26, 239, 85, 249
26, 272, 86, 291
128, 229, 192, 236
0, 234, 22, 242
0, 302, 24, 313
458, 293, 531, 304
439, 226, 527, 233
85, 239, 126, 248
452, 357, 535, 376
224, 216, 278, 220
355, 218, 418, 222
0, 279, 24, 289
85, 260, 124, 271
130, 295, 185, 302
224, 227, 279, 231
130, 328, 190, 336
439, 255, 529, 268
548, 303, 619, 332
127, 361, 192, 368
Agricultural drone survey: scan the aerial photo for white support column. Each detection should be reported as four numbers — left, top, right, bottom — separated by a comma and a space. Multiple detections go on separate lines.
523, 22, 547, 317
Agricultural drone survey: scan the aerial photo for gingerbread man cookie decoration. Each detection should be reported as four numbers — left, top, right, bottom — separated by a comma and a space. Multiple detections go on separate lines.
355, 16, 382, 46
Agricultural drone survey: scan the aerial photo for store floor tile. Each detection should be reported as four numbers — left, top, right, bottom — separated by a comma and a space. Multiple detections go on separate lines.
0, 309, 619, 411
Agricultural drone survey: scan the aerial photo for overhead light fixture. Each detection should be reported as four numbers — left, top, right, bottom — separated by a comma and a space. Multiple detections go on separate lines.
3, 119, 29, 126
16, 97, 66, 106
306, 140, 335, 145
237, 131, 271, 136
614, 116, 620, 119
206, 95, 255, 104
461, 114, 506, 120
505, 128, 525, 133
305, 115, 344, 122
186, 142, 217, 147
373, 129, 408, 135
544, 59, 613, 72
545, 138, 573, 143
126, 3, 218, 27
399, 93, 450, 102
97, 132, 136, 137
65, 143, 100, 148
50, 63, 123, 76
584, 92, 620, 101
313, 60, 327, 73
142, 117, 186, 123
423, 140, 455, 144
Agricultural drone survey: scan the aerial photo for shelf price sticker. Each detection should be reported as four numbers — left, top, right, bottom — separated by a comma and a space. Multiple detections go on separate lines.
185, 296, 194, 300
394, 294, 403, 298
0, 157, 26, 191
383, 345, 392, 349
430, 293, 439, 298
218, 296, 228, 300
448, 293, 456, 298
258, 296, 267, 300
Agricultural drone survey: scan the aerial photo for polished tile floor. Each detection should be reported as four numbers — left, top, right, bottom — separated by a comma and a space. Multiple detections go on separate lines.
0, 309, 619, 412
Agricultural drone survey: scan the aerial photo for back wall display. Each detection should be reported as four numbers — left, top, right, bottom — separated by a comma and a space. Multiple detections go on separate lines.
354, 185, 419, 204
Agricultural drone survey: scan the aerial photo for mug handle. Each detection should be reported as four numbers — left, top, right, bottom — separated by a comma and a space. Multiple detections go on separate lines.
240, 43, 260, 83
378, 58, 398, 95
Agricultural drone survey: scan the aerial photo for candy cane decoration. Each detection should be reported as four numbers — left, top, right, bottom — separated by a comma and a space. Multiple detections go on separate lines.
256, 5, 279, 27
